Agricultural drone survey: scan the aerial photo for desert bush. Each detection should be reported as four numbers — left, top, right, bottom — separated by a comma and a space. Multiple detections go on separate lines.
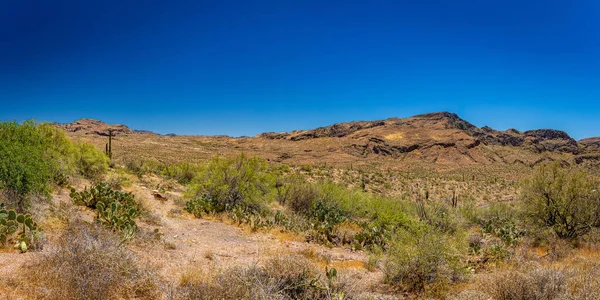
26, 221, 159, 299
0, 121, 109, 210
105, 169, 135, 190
383, 225, 465, 295
414, 200, 464, 234
186, 154, 274, 215
522, 163, 600, 239
74, 142, 109, 180
476, 202, 526, 246
121, 157, 164, 178
479, 267, 568, 300
175, 256, 346, 300
0, 121, 54, 209
275, 177, 409, 247
276, 175, 319, 214
161, 162, 201, 184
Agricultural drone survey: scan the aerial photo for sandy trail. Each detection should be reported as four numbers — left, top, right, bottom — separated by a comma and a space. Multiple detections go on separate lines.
128, 185, 381, 288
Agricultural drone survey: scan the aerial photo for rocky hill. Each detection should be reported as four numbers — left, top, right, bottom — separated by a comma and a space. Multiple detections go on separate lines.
58, 113, 600, 170
56, 118, 154, 136
257, 112, 598, 166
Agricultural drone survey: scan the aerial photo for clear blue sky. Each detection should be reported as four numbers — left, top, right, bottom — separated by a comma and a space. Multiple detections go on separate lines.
1, 1, 599, 139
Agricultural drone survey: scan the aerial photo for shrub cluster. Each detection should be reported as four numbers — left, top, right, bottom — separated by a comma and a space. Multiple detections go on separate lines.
185, 154, 274, 216
0, 121, 108, 210
522, 163, 600, 240
384, 225, 465, 295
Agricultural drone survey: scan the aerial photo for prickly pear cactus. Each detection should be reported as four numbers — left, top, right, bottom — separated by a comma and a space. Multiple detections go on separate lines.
71, 184, 139, 240
0, 203, 42, 252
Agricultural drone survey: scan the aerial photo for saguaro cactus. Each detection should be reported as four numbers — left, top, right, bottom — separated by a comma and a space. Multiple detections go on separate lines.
106, 129, 113, 159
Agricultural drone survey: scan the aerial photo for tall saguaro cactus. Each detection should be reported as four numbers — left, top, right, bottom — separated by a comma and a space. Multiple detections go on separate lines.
105, 129, 113, 159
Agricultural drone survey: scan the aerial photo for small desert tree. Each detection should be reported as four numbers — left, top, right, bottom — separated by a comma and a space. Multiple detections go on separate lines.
0, 121, 53, 209
522, 163, 600, 239
0, 120, 109, 210
186, 154, 274, 215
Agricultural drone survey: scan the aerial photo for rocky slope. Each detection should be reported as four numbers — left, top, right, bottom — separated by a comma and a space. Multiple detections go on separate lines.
258, 112, 598, 166
58, 113, 600, 169
56, 118, 154, 136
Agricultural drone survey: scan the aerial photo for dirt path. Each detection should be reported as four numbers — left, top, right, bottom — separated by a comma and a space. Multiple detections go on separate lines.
128, 185, 382, 290
0, 184, 384, 297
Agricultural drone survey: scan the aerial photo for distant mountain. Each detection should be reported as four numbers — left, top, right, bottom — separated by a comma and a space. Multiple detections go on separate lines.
258, 112, 598, 166
56, 119, 157, 136
57, 113, 600, 169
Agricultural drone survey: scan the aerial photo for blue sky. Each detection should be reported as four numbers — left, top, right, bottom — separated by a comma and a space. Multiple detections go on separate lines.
1, 0, 599, 139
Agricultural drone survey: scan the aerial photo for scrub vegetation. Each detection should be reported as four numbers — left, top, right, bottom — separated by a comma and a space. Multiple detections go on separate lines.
2, 119, 600, 299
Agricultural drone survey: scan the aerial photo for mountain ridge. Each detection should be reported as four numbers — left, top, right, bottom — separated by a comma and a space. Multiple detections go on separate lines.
56, 112, 600, 169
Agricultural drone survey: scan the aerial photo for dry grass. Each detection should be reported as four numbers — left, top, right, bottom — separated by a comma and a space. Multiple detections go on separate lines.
174, 255, 348, 300
24, 220, 160, 300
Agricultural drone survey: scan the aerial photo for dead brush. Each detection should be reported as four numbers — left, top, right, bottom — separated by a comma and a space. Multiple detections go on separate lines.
24, 220, 160, 300
477, 266, 568, 300
174, 255, 348, 300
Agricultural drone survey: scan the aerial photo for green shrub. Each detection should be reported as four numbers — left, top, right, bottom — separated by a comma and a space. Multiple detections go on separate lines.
276, 176, 318, 214
275, 177, 409, 247
0, 121, 109, 210
161, 162, 201, 184
186, 154, 274, 215
414, 200, 463, 234
383, 225, 465, 295
74, 142, 109, 180
477, 203, 526, 246
0, 121, 54, 209
522, 163, 600, 239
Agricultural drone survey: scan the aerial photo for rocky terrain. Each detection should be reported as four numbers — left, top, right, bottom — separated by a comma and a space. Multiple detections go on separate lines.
56, 118, 155, 136
58, 112, 600, 172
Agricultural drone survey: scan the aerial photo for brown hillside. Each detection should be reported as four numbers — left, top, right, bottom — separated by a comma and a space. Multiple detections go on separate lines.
56, 118, 154, 136
58, 112, 600, 172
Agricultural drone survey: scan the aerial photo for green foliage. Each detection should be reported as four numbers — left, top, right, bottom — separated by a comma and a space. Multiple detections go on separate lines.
383, 225, 465, 295
477, 203, 526, 246
75, 142, 110, 180
186, 154, 274, 215
522, 163, 600, 239
414, 200, 463, 234
307, 200, 347, 244
184, 194, 214, 217
161, 162, 201, 184
71, 183, 139, 239
0, 203, 42, 252
353, 222, 390, 250
276, 176, 408, 247
96, 201, 137, 240
0, 121, 109, 209
0, 121, 54, 207
70, 183, 137, 210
